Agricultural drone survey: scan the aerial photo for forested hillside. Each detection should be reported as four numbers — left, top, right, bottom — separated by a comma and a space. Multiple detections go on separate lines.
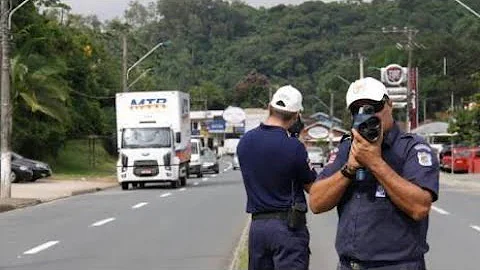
9, 0, 480, 158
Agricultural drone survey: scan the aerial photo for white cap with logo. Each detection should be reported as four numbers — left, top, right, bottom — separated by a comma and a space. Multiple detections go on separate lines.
346, 77, 389, 108
270, 85, 304, 112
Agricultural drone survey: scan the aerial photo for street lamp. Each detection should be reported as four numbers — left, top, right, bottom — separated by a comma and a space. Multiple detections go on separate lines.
128, 68, 152, 89
454, 0, 480, 19
123, 40, 171, 92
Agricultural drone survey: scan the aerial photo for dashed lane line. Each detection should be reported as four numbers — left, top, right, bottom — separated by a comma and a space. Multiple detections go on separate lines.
470, 225, 480, 233
160, 192, 172, 198
91, 218, 116, 227
431, 206, 450, 215
132, 202, 148, 209
202, 177, 209, 182
23, 241, 60, 255
179, 188, 187, 191
193, 182, 199, 186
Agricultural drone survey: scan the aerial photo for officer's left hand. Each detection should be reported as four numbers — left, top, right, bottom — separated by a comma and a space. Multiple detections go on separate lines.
350, 128, 383, 170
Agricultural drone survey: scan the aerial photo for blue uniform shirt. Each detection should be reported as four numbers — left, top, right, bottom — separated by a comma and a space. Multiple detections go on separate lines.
318, 124, 439, 262
237, 123, 317, 214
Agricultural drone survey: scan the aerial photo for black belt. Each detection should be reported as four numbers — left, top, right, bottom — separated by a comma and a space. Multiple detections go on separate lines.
340, 257, 425, 269
252, 211, 289, 220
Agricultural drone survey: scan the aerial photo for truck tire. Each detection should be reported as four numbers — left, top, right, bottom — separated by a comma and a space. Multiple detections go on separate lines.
180, 176, 187, 187
171, 180, 180, 188
121, 182, 129, 190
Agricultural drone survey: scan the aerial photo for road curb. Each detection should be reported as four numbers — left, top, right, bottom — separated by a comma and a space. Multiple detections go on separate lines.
0, 198, 42, 213
70, 183, 118, 196
229, 216, 251, 270
0, 183, 118, 213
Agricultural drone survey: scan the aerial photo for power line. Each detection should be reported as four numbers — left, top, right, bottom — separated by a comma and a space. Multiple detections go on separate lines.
69, 89, 115, 100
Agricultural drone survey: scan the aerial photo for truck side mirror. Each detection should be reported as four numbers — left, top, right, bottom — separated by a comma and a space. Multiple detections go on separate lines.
176, 132, 181, 143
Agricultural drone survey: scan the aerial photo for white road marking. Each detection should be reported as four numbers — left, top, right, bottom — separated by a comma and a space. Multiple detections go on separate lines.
160, 192, 172, 198
224, 162, 233, 171
202, 177, 209, 181
132, 202, 148, 209
223, 169, 228, 172
193, 182, 199, 186
470, 225, 480, 233
179, 188, 187, 191
23, 241, 59, 255
431, 206, 450, 215
211, 174, 218, 178
91, 218, 116, 227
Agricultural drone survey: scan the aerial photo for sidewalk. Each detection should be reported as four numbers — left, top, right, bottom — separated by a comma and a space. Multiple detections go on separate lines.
439, 171, 480, 189
0, 176, 118, 213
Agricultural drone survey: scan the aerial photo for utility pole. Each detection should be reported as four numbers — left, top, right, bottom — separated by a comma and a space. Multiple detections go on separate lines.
329, 91, 334, 151
359, 54, 364, 79
122, 34, 127, 92
382, 26, 419, 132
0, 0, 12, 199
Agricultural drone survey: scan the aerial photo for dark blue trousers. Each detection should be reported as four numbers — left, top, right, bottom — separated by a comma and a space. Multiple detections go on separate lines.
249, 219, 310, 270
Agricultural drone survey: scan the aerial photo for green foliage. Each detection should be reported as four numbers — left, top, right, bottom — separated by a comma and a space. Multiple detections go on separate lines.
49, 139, 116, 176
449, 93, 480, 146
7, 0, 480, 162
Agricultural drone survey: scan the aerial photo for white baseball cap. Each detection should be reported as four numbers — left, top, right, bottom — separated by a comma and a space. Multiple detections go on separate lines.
346, 77, 389, 108
270, 85, 304, 112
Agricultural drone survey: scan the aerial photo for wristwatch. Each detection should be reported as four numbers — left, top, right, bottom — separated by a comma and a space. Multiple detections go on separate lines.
340, 164, 356, 180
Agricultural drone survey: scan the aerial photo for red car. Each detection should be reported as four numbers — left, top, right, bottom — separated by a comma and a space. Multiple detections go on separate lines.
441, 147, 480, 173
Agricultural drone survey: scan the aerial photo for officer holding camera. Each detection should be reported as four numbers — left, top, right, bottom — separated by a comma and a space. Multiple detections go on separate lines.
309, 77, 439, 270
237, 85, 317, 270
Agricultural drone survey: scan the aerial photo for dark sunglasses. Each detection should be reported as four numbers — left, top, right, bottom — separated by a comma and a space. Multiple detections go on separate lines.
350, 96, 389, 115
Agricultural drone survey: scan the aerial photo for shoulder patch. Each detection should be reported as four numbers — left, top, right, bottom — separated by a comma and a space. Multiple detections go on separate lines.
414, 144, 432, 152
417, 151, 433, 166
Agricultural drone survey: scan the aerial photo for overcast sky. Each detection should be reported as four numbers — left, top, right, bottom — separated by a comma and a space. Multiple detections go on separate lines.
62, 0, 325, 21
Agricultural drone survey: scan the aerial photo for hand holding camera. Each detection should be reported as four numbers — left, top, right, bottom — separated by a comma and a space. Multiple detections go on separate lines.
349, 105, 383, 179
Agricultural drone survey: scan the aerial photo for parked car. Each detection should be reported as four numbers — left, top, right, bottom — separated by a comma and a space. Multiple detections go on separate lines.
307, 147, 326, 168
189, 138, 203, 178
201, 148, 220, 174
441, 146, 480, 173
232, 154, 240, 170
11, 152, 52, 181
1, 161, 34, 183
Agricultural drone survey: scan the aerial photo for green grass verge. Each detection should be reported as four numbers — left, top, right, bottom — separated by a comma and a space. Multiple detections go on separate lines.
237, 240, 249, 270
48, 139, 116, 177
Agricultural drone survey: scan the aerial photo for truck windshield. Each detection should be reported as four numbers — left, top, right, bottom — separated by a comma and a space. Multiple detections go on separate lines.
122, 128, 171, 148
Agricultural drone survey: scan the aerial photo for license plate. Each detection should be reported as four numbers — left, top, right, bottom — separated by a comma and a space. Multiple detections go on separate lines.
141, 169, 152, 174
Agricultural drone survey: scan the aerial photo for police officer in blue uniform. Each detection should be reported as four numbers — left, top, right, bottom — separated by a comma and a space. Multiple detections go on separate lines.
237, 85, 317, 270
309, 77, 439, 270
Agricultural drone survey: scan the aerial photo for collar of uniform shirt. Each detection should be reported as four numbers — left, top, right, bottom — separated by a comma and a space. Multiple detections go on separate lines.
260, 122, 288, 133
382, 123, 400, 148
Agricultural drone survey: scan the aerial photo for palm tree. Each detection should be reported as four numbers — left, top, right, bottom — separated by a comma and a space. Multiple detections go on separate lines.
11, 53, 71, 123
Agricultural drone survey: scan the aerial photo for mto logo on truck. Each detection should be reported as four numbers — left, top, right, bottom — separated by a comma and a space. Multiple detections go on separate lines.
130, 98, 167, 110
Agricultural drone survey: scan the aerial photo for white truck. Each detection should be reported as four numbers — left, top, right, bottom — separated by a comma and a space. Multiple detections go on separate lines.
115, 91, 191, 190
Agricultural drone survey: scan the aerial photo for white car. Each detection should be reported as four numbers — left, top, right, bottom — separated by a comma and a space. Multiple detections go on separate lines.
307, 147, 326, 168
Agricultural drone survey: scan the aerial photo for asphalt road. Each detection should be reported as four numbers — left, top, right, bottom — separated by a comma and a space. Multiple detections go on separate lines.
309, 172, 480, 270
0, 158, 248, 270
1, 163, 479, 270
